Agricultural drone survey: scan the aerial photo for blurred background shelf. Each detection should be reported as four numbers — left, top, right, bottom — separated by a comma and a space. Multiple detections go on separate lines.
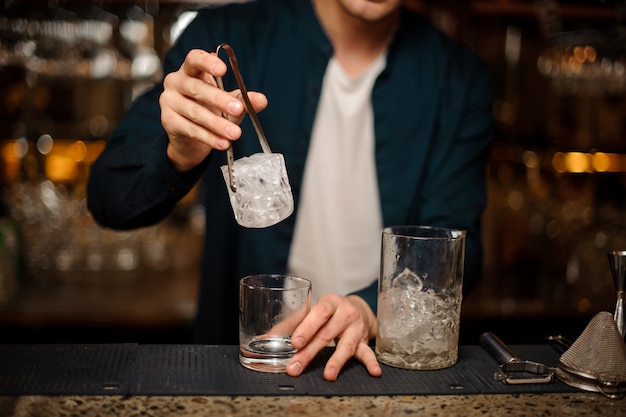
1, 0, 624, 345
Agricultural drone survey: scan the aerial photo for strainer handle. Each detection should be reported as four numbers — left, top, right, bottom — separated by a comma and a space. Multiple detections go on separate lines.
480, 332, 518, 364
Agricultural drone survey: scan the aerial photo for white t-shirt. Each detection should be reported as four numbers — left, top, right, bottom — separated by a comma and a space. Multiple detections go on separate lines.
287, 53, 386, 302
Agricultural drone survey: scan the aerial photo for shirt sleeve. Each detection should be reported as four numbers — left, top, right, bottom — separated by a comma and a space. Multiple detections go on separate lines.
87, 66, 207, 230
87, 12, 216, 230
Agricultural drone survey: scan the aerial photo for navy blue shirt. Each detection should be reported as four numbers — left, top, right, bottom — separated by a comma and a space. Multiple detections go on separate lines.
87, 0, 493, 344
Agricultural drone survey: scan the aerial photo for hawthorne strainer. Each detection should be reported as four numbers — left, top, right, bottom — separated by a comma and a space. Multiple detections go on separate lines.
556, 311, 626, 399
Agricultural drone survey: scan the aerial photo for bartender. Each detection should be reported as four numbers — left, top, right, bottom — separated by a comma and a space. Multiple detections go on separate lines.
87, 0, 493, 381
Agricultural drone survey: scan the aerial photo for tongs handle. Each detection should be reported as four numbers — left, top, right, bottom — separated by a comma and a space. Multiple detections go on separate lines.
214, 43, 272, 192
215, 43, 272, 154
480, 332, 519, 364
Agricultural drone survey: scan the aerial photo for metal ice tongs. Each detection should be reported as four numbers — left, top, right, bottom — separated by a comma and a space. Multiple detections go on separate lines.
480, 332, 555, 385
214, 43, 272, 192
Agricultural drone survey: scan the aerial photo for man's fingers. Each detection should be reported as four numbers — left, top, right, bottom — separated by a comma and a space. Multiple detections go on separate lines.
323, 332, 381, 382
183, 49, 227, 79
290, 297, 338, 349
286, 298, 344, 378
355, 342, 382, 377
322, 335, 358, 381
286, 327, 334, 377
285, 294, 379, 381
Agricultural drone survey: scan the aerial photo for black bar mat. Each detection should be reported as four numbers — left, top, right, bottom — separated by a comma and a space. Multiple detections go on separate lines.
454, 344, 572, 395
130, 344, 579, 396
0, 344, 580, 396
0, 344, 138, 395
131, 344, 475, 396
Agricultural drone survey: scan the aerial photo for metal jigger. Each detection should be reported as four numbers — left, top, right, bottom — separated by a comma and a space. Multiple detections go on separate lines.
607, 251, 626, 339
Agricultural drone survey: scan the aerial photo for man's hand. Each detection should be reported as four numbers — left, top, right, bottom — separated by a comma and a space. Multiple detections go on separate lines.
159, 49, 268, 173
286, 294, 382, 381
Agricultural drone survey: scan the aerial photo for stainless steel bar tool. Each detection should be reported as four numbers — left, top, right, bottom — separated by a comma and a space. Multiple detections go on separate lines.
480, 332, 555, 385
214, 43, 272, 192
608, 250, 626, 338
545, 334, 573, 354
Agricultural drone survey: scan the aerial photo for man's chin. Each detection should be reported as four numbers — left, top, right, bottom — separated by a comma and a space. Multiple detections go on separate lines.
345, 1, 401, 23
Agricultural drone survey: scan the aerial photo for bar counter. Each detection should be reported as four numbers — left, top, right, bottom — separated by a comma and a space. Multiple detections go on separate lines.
1, 392, 623, 417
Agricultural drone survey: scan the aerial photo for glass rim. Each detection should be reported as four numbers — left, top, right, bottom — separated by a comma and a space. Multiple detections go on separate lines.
240, 274, 311, 290
383, 225, 466, 240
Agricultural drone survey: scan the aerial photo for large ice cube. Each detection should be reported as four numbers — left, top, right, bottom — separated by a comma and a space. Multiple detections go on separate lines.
391, 268, 424, 291
221, 153, 294, 228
